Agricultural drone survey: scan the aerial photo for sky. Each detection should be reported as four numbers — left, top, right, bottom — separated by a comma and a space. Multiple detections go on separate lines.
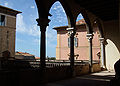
0, 0, 83, 57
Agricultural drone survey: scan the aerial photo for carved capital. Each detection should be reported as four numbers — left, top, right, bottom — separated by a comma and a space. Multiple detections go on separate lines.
99, 38, 104, 43
86, 34, 93, 41
36, 18, 50, 27
67, 27, 76, 37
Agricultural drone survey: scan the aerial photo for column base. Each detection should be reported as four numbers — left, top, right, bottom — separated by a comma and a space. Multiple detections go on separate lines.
101, 66, 107, 71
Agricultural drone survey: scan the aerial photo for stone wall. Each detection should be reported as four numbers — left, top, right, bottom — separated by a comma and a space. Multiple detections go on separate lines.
0, 15, 16, 57
0, 63, 101, 86
75, 63, 101, 76
56, 25, 100, 61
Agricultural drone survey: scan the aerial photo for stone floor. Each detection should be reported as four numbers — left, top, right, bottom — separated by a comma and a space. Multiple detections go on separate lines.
41, 71, 115, 86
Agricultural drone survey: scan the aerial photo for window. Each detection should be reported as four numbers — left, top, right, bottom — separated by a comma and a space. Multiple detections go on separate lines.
74, 37, 78, 47
0, 15, 5, 26
68, 37, 70, 47
68, 37, 78, 47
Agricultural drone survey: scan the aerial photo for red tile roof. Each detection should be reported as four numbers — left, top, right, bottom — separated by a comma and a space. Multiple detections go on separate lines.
35, 57, 40, 59
76, 19, 86, 25
54, 19, 86, 30
15, 52, 34, 56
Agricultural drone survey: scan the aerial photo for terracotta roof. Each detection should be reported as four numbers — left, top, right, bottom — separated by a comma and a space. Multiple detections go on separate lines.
54, 19, 86, 30
76, 19, 86, 25
35, 57, 40, 59
15, 52, 34, 56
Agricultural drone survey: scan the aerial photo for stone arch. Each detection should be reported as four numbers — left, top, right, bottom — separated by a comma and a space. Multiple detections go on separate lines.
75, 12, 101, 62
94, 18, 104, 38
47, 1, 69, 60
105, 39, 120, 71
48, 0, 76, 29
79, 10, 93, 34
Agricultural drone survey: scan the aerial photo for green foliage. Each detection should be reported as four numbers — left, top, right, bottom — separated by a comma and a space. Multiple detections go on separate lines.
46, 57, 56, 60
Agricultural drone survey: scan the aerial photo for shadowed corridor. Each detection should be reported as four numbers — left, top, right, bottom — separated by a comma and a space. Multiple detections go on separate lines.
41, 71, 115, 86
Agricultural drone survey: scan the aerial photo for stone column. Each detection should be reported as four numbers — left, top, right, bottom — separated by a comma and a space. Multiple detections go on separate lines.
67, 28, 75, 67
67, 27, 75, 76
36, 18, 50, 68
86, 34, 93, 73
70, 33, 74, 67
99, 38, 106, 69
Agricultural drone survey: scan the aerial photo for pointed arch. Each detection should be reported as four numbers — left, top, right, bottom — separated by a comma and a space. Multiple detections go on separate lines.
49, 1, 68, 27
95, 18, 104, 38
80, 10, 93, 34
48, 0, 76, 29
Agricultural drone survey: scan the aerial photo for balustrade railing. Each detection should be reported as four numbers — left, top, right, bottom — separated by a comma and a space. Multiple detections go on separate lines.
0, 57, 100, 69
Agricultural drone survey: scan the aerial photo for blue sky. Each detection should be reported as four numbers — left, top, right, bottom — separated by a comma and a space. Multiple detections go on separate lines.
0, 0, 83, 57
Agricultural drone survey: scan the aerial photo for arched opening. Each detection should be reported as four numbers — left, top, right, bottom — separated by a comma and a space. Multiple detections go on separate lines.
15, 1, 39, 60
47, 1, 69, 61
75, 13, 88, 61
75, 13, 101, 71
92, 20, 101, 62
105, 39, 120, 71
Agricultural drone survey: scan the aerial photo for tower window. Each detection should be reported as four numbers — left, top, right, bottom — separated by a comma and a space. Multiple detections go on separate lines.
74, 37, 78, 47
0, 15, 5, 26
68, 37, 70, 47
68, 37, 78, 47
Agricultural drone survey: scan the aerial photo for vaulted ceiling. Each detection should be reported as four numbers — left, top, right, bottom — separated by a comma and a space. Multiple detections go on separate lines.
35, 0, 118, 21
75, 0, 118, 21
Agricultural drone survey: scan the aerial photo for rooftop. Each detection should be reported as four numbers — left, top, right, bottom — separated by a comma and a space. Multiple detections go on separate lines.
54, 19, 86, 30
0, 5, 21, 16
15, 52, 34, 56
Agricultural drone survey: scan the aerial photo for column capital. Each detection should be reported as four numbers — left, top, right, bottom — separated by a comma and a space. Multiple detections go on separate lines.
67, 27, 76, 37
86, 34, 93, 41
36, 18, 50, 27
99, 38, 104, 43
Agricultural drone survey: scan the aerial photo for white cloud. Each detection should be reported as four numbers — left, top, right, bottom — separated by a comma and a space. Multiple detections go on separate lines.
16, 38, 24, 43
4, 2, 8, 6
16, 14, 40, 37
31, 6, 35, 9
16, 14, 26, 32
46, 28, 57, 47
16, 14, 55, 41
3, 1, 13, 8
16, 1, 62, 49
29, 25, 40, 36
34, 39, 40, 43
49, 1, 68, 27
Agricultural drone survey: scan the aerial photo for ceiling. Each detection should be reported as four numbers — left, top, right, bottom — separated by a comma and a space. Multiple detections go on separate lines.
75, 0, 118, 21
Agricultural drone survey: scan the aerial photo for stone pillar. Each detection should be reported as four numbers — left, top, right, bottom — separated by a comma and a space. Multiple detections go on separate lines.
70, 33, 74, 67
86, 34, 93, 73
67, 27, 75, 76
67, 28, 75, 67
99, 38, 106, 69
36, 18, 50, 68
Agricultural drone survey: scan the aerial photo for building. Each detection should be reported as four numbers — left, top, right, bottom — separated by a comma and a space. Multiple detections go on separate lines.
54, 19, 101, 61
0, 5, 21, 58
15, 52, 35, 60
35, 0, 119, 71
